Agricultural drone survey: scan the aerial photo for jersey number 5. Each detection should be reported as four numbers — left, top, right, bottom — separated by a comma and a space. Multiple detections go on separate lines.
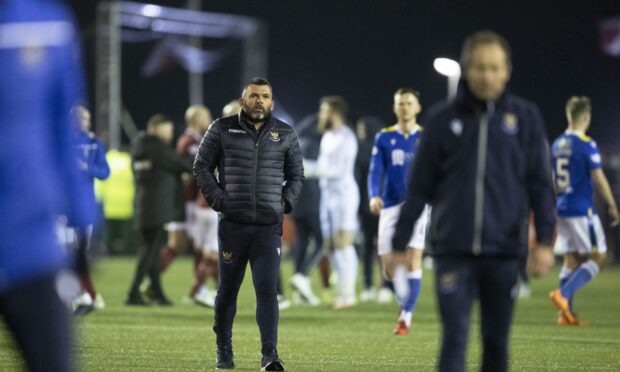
556, 158, 570, 192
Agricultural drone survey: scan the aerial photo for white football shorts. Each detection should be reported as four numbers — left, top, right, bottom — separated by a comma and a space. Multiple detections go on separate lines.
554, 214, 607, 255
378, 203, 429, 256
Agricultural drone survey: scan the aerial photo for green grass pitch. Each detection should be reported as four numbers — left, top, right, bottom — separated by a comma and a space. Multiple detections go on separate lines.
1, 257, 619, 371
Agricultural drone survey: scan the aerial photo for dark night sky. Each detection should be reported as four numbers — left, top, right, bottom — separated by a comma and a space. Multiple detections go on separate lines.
69, 0, 620, 145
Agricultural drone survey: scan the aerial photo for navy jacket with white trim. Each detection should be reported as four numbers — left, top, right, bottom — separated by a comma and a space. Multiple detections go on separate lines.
393, 80, 556, 257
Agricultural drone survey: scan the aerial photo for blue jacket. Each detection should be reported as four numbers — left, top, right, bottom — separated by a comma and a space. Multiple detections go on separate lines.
73, 131, 111, 225
0, 0, 89, 292
393, 80, 555, 257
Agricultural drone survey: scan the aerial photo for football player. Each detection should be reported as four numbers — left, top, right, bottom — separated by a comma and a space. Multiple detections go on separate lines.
549, 96, 619, 325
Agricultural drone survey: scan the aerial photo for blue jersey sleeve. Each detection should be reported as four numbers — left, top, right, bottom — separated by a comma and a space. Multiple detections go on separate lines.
586, 140, 602, 171
89, 139, 111, 180
367, 132, 385, 199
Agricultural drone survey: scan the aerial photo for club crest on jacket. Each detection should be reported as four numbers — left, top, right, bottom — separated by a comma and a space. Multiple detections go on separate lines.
501, 113, 519, 134
269, 131, 281, 142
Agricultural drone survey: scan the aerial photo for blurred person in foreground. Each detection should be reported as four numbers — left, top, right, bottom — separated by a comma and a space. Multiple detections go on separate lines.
0, 0, 90, 370
126, 114, 192, 306
393, 31, 556, 372
194, 78, 304, 371
68, 105, 110, 316
368, 89, 429, 335
549, 96, 619, 325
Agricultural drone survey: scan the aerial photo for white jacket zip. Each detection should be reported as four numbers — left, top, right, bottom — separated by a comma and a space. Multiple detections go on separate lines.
472, 102, 495, 255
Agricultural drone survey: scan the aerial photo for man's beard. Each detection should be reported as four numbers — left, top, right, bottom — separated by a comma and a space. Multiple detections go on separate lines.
319, 118, 334, 130
244, 107, 270, 123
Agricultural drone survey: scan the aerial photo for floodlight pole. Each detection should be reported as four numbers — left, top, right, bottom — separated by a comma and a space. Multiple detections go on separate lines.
242, 20, 268, 83
187, 0, 203, 105
95, 1, 122, 150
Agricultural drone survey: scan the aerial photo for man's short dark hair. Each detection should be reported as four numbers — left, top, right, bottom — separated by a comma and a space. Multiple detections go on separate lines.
394, 88, 420, 99
320, 96, 349, 117
460, 30, 512, 69
566, 96, 591, 121
244, 77, 272, 91
147, 114, 172, 130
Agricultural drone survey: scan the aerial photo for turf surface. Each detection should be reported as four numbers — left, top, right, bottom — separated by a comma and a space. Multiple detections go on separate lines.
1, 257, 619, 371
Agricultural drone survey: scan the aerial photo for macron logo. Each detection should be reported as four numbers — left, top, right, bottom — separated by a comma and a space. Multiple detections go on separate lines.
229, 129, 246, 134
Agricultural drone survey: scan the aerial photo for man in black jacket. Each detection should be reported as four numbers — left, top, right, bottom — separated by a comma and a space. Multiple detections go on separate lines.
126, 114, 192, 306
194, 78, 304, 371
393, 31, 555, 372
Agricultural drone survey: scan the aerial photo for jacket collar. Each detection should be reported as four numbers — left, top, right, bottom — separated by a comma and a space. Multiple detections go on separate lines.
455, 79, 510, 115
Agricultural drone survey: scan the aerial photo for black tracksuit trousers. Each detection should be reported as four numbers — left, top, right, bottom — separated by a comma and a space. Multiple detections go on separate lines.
214, 220, 282, 355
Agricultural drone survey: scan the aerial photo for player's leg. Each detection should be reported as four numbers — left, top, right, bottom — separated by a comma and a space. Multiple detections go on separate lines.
397, 205, 429, 330
359, 213, 378, 301
204, 208, 220, 286
127, 228, 159, 305
331, 191, 360, 308
377, 204, 398, 300
517, 254, 531, 299
292, 214, 311, 275
331, 229, 358, 309
75, 225, 104, 313
322, 204, 340, 298
554, 215, 607, 324
160, 222, 187, 271
0, 273, 74, 372
291, 214, 320, 305
146, 227, 171, 304
478, 258, 519, 372
559, 215, 607, 319
248, 222, 284, 369
191, 215, 219, 307
187, 207, 216, 306
392, 249, 422, 334
188, 208, 207, 300
301, 213, 324, 275
550, 217, 579, 322
71, 226, 94, 315
435, 256, 475, 372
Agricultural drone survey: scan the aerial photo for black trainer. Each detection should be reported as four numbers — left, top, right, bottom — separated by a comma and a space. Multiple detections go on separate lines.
125, 294, 149, 306
151, 296, 173, 306
216, 345, 234, 369
261, 349, 284, 371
